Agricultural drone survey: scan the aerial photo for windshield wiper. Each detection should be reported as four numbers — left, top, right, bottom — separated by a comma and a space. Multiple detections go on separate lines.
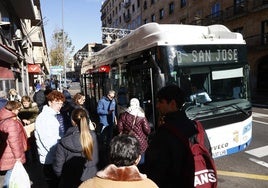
186, 101, 250, 119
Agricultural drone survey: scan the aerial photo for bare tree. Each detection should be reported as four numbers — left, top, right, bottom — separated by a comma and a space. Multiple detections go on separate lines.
49, 28, 74, 67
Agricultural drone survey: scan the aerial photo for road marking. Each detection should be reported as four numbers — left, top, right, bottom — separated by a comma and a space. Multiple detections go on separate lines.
252, 119, 268, 125
248, 158, 268, 168
217, 170, 268, 181
252, 112, 268, 118
245, 145, 268, 158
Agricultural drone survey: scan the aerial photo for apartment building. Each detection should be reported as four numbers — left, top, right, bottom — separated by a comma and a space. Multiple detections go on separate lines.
0, 0, 49, 96
101, 0, 142, 42
74, 43, 105, 80
99, 0, 268, 103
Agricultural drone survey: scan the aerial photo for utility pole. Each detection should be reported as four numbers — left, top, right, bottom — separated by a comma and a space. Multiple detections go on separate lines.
62, 0, 66, 88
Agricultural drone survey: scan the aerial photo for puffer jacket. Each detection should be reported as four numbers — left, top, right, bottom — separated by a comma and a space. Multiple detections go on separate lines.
79, 164, 158, 188
117, 112, 151, 153
0, 107, 27, 171
53, 126, 99, 188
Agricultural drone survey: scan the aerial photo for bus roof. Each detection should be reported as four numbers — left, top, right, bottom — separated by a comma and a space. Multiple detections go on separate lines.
88, 23, 246, 67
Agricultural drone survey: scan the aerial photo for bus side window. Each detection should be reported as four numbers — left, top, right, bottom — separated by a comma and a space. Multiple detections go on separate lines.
233, 87, 241, 99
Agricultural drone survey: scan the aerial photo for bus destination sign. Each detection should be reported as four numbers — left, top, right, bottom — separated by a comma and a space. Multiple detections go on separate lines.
176, 49, 238, 64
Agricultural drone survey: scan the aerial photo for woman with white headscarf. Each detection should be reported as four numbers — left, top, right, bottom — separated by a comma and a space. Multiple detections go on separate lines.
117, 98, 151, 164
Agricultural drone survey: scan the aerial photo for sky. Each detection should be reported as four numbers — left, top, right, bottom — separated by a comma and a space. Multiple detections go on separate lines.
40, 0, 103, 54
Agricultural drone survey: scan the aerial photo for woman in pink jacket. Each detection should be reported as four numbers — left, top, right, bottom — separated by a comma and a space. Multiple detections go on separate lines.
0, 101, 28, 187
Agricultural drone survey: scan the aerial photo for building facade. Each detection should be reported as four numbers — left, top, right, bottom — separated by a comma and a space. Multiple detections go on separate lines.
0, 0, 49, 97
99, 0, 268, 104
73, 43, 105, 80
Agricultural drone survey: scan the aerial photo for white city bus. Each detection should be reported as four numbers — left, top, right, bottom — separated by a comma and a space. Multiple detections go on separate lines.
81, 23, 252, 158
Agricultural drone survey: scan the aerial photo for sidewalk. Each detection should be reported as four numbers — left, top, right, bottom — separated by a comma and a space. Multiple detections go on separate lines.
0, 87, 81, 187
0, 161, 48, 188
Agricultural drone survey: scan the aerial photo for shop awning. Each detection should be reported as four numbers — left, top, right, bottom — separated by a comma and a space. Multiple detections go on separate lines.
0, 67, 14, 79
81, 64, 93, 74
28, 64, 42, 74
10, 0, 36, 19
0, 44, 17, 64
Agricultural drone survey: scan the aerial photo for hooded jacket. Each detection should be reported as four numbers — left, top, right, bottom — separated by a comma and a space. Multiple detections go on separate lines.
79, 164, 158, 188
0, 107, 27, 171
144, 110, 198, 188
53, 126, 99, 188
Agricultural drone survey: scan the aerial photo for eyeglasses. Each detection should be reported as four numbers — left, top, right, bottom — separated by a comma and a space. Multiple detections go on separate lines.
53, 101, 64, 106
108, 95, 114, 99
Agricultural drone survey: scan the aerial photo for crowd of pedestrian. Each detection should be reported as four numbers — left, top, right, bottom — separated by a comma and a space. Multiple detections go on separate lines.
0, 83, 213, 188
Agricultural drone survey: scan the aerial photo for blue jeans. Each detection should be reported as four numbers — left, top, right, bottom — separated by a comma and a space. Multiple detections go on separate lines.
3, 169, 12, 188
139, 153, 145, 165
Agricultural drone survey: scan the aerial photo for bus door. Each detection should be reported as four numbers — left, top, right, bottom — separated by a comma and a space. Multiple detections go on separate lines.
127, 64, 155, 127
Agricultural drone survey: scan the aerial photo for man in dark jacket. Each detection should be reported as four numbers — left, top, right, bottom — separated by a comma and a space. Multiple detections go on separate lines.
33, 84, 46, 112
143, 84, 211, 188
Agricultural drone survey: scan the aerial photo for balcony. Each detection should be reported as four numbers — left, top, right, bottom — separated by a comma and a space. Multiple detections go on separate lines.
33, 46, 45, 64
10, 0, 36, 20
124, 13, 131, 23
202, 11, 224, 25
196, 2, 249, 26
253, 0, 268, 9
30, 28, 43, 46
123, 0, 131, 8
31, 6, 42, 26
108, 18, 112, 24
224, 2, 249, 20
101, 12, 107, 20
245, 33, 268, 49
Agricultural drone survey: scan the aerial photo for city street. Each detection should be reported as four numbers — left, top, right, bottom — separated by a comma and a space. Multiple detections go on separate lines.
1, 90, 267, 187
216, 107, 268, 188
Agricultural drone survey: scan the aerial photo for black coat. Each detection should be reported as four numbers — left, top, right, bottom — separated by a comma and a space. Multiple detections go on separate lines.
53, 126, 99, 188
33, 90, 46, 112
144, 110, 200, 188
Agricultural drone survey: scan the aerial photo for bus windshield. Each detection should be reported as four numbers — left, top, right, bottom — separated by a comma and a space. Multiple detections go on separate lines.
156, 45, 250, 119
81, 23, 252, 158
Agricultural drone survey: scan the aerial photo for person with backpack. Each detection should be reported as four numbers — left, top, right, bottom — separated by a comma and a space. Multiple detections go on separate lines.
117, 98, 151, 165
143, 84, 214, 188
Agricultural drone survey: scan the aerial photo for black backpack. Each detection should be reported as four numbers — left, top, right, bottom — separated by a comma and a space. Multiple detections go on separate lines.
166, 120, 217, 188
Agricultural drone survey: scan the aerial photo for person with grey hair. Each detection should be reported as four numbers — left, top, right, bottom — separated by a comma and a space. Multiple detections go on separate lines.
0, 91, 8, 110
96, 90, 117, 169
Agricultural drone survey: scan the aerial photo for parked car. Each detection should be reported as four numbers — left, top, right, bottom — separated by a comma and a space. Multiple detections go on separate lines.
61, 79, 71, 89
